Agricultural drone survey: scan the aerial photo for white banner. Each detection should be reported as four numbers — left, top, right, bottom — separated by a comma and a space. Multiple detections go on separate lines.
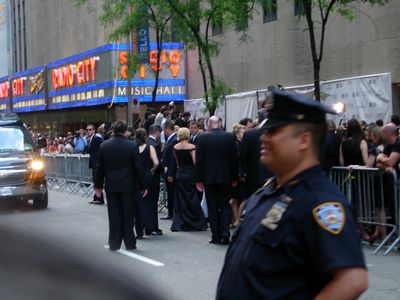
185, 73, 393, 129
321, 73, 392, 124
184, 98, 226, 128
225, 91, 258, 131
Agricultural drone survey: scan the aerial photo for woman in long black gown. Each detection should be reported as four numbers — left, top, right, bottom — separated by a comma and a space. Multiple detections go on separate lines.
135, 128, 159, 238
170, 128, 207, 231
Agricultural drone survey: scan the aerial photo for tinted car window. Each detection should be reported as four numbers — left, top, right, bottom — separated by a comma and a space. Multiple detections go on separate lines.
0, 126, 34, 152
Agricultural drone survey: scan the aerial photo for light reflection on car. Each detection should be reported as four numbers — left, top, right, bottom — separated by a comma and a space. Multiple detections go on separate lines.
0, 113, 48, 209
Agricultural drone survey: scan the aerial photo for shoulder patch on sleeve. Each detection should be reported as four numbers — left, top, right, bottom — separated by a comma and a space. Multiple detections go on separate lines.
312, 202, 345, 235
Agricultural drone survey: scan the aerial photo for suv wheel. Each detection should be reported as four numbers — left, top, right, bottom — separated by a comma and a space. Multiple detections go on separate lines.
33, 191, 48, 209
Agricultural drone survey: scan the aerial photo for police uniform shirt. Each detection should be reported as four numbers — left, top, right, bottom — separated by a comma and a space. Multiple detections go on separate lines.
216, 166, 365, 300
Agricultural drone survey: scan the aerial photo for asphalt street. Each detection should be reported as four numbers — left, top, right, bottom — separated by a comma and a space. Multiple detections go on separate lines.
0, 190, 399, 300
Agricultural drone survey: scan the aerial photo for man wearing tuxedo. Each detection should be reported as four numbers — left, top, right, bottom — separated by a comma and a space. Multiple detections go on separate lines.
196, 116, 238, 245
95, 121, 146, 251
87, 124, 104, 204
145, 124, 163, 235
189, 120, 200, 145
161, 120, 178, 220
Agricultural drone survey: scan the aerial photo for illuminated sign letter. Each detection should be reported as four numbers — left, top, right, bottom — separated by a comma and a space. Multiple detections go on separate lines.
0, 82, 9, 98
90, 57, 97, 81
12, 78, 24, 96
77, 62, 84, 84
68, 64, 74, 86
52, 69, 59, 89
119, 52, 128, 64
84, 59, 91, 82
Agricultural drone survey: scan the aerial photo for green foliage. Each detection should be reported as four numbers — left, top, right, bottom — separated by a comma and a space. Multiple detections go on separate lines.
71, 0, 277, 114
204, 80, 233, 115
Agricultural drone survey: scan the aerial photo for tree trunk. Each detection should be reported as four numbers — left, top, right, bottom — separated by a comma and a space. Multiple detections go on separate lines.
197, 47, 209, 104
314, 61, 321, 102
202, 46, 217, 116
152, 30, 162, 105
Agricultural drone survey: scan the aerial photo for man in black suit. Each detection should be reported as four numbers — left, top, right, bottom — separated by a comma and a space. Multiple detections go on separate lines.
87, 124, 104, 204
196, 116, 238, 245
95, 121, 147, 251
240, 109, 272, 198
175, 111, 191, 128
189, 120, 200, 145
161, 120, 177, 219
145, 124, 163, 235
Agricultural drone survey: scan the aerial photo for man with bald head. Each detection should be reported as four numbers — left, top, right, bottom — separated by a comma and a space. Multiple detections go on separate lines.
196, 116, 238, 244
377, 123, 400, 172
377, 122, 400, 223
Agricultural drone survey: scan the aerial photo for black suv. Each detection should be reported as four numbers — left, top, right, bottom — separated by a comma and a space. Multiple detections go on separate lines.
0, 113, 48, 209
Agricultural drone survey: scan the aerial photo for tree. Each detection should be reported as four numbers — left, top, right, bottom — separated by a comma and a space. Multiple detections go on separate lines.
165, 0, 262, 115
73, 0, 173, 105
299, 0, 390, 101
165, 0, 227, 115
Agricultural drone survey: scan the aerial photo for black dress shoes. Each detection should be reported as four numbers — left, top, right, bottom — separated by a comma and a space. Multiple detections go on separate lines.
126, 245, 137, 250
221, 237, 231, 245
145, 230, 163, 236
209, 238, 221, 244
160, 215, 173, 220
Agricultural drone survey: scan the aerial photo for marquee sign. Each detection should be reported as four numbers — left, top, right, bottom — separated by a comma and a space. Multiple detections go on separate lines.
11, 66, 46, 113
115, 43, 185, 103
0, 76, 10, 112
46, 43, 186, 110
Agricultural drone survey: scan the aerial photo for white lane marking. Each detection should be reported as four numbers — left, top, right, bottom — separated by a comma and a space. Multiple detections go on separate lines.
104, 246, 164, 267
367, 264, 373, 268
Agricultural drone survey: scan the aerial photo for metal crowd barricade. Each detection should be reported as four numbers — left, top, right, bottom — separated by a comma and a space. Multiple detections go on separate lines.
43, 153, 166, 206
79, 155, 95, 198
41, 153, 94, 197
330, 166, 399, 255
65, 155, 84, 194
42, 154, 56, 188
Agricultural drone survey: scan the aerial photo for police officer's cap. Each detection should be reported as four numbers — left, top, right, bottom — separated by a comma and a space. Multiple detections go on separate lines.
262, 90, 336, 129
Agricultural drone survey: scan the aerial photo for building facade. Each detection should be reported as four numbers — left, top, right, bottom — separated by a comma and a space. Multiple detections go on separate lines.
0, 0, 12, 77
3, 0, 400, 132
188, 0, 400, 111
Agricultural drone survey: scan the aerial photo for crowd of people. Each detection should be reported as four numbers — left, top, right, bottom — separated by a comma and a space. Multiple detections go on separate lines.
29, 101, 272, 243
322, 114, 400, 246
28, 98, 400, 250
27, 91, 376, 298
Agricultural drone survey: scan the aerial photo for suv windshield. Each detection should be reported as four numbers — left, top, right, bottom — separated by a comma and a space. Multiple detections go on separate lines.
0, 126, 34, 152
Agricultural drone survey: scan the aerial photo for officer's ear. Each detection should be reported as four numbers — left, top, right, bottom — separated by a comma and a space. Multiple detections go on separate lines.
297, 131, 313, 151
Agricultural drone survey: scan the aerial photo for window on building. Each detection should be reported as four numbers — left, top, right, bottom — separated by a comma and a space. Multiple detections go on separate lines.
11, 0, 27, 72
294, 0, 305, 16
263, 0, 277, 23
212, 23, 223, 36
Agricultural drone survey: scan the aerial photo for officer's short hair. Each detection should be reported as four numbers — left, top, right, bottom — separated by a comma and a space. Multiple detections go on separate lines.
292, 122, 327, 155
113, 120, 128, 135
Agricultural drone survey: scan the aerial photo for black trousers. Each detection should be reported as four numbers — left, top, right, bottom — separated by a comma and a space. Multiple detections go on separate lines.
148, 174, 161, 231
166, 181, 175, 217
204, 184, 231, 240
91, 168, 103, 201
106, 192, 137, 250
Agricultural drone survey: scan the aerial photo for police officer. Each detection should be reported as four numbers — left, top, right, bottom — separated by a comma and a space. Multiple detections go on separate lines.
216, 90, 368, 299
